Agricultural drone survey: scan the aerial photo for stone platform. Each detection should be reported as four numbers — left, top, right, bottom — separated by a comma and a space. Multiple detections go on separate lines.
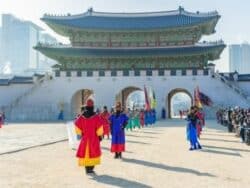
0, 120, 250, 188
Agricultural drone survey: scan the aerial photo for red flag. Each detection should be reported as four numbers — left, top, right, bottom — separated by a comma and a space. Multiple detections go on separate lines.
144, 85, 150, 111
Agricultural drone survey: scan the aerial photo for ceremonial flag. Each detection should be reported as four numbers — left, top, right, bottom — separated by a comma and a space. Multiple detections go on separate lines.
150, 89, 157, 109
199, 92, 213, 106
194, 86, 202, 108
144, 85, 150, 110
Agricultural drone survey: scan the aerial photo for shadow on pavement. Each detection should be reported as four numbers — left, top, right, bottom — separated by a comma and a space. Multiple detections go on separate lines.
200, 149, 241, 157
101, 146, 133, 154
202, 138, 240, 143
140, 131, 162, 135
126, 134, 158, 139
202, 133, 234, 137
203, 145, 250, 153
0, 139, 68, 156
127, 140, 151, 145
91, 175, 152, 188
154, 120, 185, 128
122, 158, 216, 177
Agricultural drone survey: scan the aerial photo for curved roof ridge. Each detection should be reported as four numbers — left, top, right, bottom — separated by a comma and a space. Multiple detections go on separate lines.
42, 7, 219, 20
35, 42, 226, 52
37, 40, 225, 50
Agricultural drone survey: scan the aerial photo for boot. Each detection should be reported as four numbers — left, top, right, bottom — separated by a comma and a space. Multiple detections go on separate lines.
89, 166, 95, 173
114, 152, 119, 159
118, 152, 122, 159
85, 166, 95, 174
85, 167, 90, 174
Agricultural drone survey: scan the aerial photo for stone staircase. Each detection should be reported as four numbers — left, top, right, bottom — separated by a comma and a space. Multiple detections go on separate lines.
213, 72, 250, 105
4, 75, 47, 120
200, 72, 250, 119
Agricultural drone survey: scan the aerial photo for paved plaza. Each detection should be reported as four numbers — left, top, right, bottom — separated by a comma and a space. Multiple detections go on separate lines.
0, 120, 250, 188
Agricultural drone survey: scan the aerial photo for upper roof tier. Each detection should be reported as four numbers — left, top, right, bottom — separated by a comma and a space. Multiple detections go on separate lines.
42, 7, 220, 34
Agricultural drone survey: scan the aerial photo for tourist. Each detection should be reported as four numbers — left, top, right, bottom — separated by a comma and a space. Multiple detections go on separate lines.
109, 102, 129, 159
217, 107, 250, 144
186, 106, 202, 150
74, 99, 103, 174
58, 110, 64, 120
179, 110, 183, 119
161, 107, 166, 119
100, 106, 111, 139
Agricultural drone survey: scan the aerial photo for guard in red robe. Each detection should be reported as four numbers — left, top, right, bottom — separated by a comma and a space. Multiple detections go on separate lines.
195, 107, 205, 139
100, 106, 111, 139
139, 109, 145, 128
74, 99, 103, 174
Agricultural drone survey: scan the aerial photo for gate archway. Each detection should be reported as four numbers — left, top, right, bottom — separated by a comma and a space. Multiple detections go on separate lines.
116, 86, 142, 109
167, 88, 192, 119
71, 89, 94, 118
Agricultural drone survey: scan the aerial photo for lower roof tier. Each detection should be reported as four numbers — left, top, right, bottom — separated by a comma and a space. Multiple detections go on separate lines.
35, 43, 225, 70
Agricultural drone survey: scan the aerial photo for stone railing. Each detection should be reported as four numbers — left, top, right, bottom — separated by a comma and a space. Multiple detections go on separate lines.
4, 74, 49, 120
214, 72, 250, 103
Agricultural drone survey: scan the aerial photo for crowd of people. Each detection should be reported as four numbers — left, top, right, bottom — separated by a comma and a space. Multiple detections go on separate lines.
186, 106, 205, 150
216, 107, 250, 144
74, 99, 156, 174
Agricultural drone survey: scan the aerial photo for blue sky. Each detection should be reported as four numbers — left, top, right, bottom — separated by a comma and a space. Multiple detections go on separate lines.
1, 0, 250, 71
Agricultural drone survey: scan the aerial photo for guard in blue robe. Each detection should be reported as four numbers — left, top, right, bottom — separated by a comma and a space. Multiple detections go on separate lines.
109, 102, 129, 159
151, 109, 156, 124
144, 110, 150, 126
186, 107, 202, 150
161, 108, 166, 119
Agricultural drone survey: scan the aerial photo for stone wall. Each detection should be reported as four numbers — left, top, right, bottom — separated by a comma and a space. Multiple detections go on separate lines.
1, 72, 249, 121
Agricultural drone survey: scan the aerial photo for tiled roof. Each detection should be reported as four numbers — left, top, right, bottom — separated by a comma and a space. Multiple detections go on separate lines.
0, 76, 35, 86
42, 7, 219, 30
10, 76, 33, 84
35, 43, 225, 59
0, 79, 10, 86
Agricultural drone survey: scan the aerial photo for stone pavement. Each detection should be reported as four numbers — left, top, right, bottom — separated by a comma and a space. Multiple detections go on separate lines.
0, 123, 67, 154
0, 120, 250, 188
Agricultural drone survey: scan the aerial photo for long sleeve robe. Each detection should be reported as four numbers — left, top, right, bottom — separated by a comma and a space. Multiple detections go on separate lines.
109, 113, 128, 152
75, 115, 103, 166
